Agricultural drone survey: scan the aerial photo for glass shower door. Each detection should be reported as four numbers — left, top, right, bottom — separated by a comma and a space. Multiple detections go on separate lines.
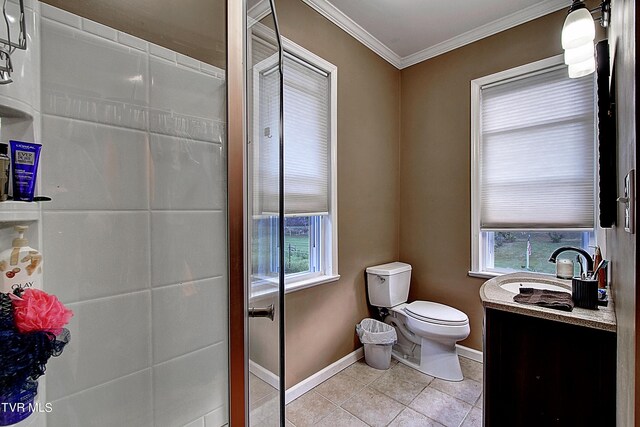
247, 0, 285, 425
0, 1, 233, 426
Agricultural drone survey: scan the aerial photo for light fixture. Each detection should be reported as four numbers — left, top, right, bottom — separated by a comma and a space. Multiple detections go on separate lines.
564, 42, 594, 65
561, 0, 610, 78
568, 56, 596, 78
562, 2, 595, 49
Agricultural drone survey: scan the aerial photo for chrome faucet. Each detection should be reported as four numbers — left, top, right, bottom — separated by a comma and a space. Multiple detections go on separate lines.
548, 246, 594, 274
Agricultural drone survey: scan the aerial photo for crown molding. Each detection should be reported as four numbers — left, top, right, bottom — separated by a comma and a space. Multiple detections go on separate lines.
400, 0, 568, 68
292, 0, 567, 70
299, 0, 402, 68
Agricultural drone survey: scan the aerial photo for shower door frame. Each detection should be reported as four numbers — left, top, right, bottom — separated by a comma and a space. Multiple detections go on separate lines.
228, 0, 248, 425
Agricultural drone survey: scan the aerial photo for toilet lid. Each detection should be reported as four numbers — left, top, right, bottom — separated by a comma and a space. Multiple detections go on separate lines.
404, 301, 469, 326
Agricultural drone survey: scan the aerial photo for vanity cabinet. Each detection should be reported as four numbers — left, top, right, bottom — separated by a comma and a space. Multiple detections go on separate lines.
483, 308, 616, 426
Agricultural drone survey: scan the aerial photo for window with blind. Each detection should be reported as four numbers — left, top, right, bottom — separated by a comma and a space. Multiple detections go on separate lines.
470, 56, 596, 276
250, 33, 339, 292
257, 54, 330, 215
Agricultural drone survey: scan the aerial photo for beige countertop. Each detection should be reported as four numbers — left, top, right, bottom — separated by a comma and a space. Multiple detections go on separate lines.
479, 272, 616, 332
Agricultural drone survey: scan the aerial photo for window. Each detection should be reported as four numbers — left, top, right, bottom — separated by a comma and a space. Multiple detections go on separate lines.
252, 216, 322, 275
471, 55, 596, 276
250, 31, 338, 293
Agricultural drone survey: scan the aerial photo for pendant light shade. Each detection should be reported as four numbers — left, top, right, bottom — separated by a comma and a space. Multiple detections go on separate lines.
564, 42, 594, 65
561, 6, 595, 49
568, 56, 595, 78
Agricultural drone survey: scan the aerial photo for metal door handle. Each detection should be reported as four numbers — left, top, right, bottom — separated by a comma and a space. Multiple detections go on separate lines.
248, 304, 275, 321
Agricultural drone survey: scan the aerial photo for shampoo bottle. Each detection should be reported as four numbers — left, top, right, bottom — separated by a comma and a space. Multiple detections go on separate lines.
0, 225, 42, 293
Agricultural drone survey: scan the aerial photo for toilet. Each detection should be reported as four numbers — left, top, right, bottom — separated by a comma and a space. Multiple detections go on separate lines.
366, 262, 470, 381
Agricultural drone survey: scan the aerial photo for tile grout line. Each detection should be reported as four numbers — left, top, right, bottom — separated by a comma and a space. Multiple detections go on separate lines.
311, 356, 483, 427
457, 404, 475, 427
309, 390, 336, 426
385, 411, 401, 427
336, 392, 369, 426
341, 403, 372, 427
291, 357, 480, 426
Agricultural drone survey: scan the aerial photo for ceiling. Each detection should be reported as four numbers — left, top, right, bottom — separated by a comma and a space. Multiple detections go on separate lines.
252, 0, 569, 69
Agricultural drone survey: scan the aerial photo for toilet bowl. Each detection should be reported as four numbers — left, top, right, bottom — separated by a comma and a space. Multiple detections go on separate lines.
366, 262, 470, 381
388, 302, 470, 381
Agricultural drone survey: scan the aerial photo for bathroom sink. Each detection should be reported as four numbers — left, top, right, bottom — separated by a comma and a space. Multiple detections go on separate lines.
499, 281, 570, 294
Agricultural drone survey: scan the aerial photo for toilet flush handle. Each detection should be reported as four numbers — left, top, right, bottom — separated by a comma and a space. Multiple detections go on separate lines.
376, 275, 386, 283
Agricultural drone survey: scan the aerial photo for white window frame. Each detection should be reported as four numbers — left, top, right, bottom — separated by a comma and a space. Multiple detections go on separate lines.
469, 54, 599, 278
250, 29, 339, 294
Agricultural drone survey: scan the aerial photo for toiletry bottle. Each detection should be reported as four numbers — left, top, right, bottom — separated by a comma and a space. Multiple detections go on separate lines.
0, 225, 43, 293
10, 140, 42, 202
0, 143, 9, 201
593, 246, 606, 289
556, 258, 574, 279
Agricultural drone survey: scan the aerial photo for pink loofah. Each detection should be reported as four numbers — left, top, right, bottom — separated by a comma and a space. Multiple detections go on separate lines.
9, 289, 73, 334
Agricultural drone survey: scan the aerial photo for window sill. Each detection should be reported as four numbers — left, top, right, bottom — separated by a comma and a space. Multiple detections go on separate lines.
468, 270, 560, 280
285, 274, 340, 294
250, 274, 340, 300
468, 271, 502, 280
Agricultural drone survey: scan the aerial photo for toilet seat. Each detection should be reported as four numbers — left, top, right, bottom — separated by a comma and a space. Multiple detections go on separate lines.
404, 301, 469, 326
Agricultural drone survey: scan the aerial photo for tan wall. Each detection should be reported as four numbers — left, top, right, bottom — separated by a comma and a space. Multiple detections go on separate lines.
607, 0, 637, 424
399, 9, 580, 350
41, 0, 225, 68
274, 0, 401, 387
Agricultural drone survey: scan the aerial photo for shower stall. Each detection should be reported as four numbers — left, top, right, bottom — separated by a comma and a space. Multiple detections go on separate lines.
0, 0, 286, 426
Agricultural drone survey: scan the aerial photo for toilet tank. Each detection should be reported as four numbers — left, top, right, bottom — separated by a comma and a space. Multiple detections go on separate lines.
366, 262, 412, 307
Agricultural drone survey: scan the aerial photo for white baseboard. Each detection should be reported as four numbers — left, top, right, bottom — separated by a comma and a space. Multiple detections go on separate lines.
249, 345, 480, 407
285, 347, 364, 404
249, 347, 365, 405
249, 359, 279, 389
456, 344, 483, 363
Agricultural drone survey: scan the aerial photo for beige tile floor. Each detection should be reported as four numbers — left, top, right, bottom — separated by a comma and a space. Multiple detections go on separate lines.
250, 355, 483, 427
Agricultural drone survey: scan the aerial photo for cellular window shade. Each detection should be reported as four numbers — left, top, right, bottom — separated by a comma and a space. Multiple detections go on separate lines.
255, 64, 280, 216
258, 54, 330, 216
480, 66, 595, 229
252, 36, 277, 65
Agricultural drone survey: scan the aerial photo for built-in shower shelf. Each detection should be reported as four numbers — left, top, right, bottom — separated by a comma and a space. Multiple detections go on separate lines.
0, 201, 39, 222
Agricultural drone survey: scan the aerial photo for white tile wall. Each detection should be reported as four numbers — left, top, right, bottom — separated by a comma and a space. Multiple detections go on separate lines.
150, 211, 226, 287
39, 4, 229, 426
41, 4, 81, 28
205, 407, 229, 427
149, 58, 221, 118
81, 19, 117, 41
153, 344, 228, 427
149, 57, 225, 140
184, 418, 205, 427
150, 135, 224, 210
41, 19, 148, 130
46, 291, 152, 401
41, 116, 150, 210
42, 212, 150, 303
149, 44, 177, 63
48, 370, 153, 427
117, 31, 148, 52
152, 277, 227, 364
177, 53, 201, 71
